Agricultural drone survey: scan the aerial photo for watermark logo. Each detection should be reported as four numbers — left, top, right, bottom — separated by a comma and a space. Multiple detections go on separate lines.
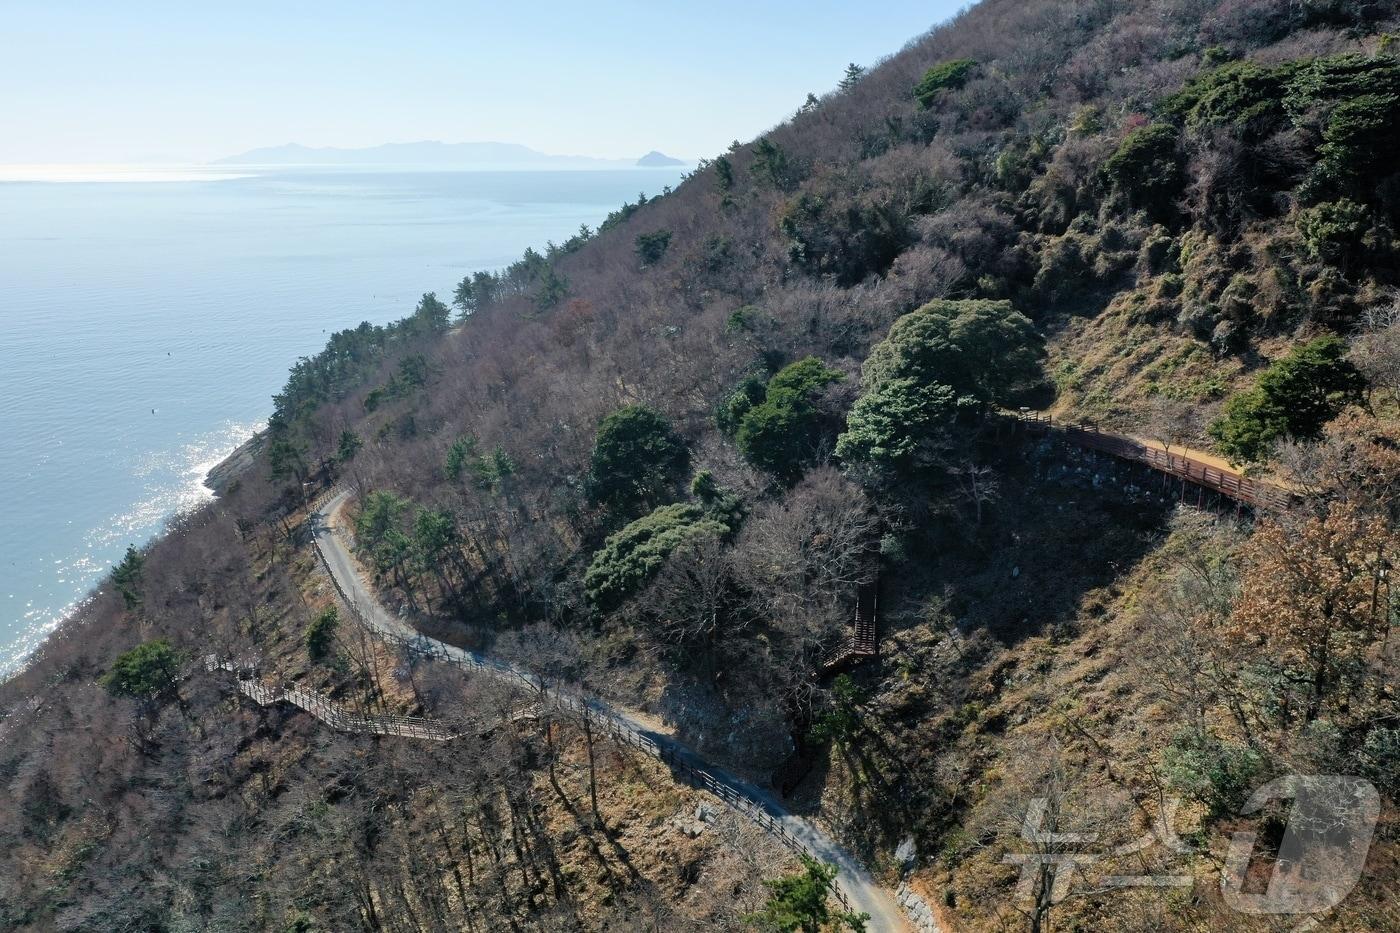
1221, 775, 1380, 916
1003, 775, 1379, 920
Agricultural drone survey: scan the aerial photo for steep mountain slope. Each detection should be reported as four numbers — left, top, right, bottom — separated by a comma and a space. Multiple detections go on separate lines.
5, 0, 1400, 930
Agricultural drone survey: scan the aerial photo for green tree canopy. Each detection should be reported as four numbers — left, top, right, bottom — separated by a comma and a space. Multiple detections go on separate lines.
735, 357, 843, 482
356, 490, 411, 548
714, 155, 734, 192
587, 405, 690, 515
112, 545, 145, 610
411, 292, 451, 334
1297, 198, 1375, 266
837, 299, 1043, 472
635, 230, 673, 266
914, 58, 977, 108
306, 607, 339, 661
412, 508, 458, 572
472, 445, 516, 493
584, 503, 728, 608
103, 640, 182, 701
1103, 123, 1184, 220
751, 138, 804, 192
451, 270, 499, 319
1208, 335, 1365, 463
717, 371, 770, 435
747, 856, 868, 932
445, 436, 479, 481
835, 378, 957, 468
268, 436, 308, 484
355, 490, 416, 577
336, 430, 362, 464
858, 299, 1043, 406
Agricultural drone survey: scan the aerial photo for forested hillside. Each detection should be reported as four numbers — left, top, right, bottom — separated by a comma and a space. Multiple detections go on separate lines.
4, 0, 1400, 930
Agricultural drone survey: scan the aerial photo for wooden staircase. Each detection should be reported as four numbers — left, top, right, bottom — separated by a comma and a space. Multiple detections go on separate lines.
818, 578, 880, 675
852, 582, 878, 657
205, 655, 461, 741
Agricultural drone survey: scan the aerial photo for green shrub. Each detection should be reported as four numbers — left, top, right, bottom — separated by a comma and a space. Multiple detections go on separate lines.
1312, 92, 1400, 195
1297, 198, 1372, 265
1103, 123, 1184, 220
306, 607, 339, 661
914, 58, 977, 108
1208, 335, 1365, 462
1163, 60, 1295, 134
1357, 727, 1400, 794
1161, 728, 1265, 817
444, 436, 478, 481
734, 357, 842, 481
634, 230, 672, 266
103, 640, 182, 701
584, 503, 729, 608
716, 372, 769, 434
586, 405, 689, 515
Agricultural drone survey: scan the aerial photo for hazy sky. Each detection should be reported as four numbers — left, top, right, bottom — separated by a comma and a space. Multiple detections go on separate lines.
1, 0, 966, 164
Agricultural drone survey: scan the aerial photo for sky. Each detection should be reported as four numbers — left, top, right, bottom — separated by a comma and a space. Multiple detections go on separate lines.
0, 0, 967, 164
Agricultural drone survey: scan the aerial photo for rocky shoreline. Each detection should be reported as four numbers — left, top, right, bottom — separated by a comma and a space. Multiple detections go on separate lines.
204, 431, 264, 496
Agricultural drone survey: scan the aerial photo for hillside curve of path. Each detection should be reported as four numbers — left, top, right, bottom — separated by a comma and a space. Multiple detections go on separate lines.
313, 490, 916, 933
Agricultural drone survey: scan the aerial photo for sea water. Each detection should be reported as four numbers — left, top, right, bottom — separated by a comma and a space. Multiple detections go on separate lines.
0, 165, 685, 673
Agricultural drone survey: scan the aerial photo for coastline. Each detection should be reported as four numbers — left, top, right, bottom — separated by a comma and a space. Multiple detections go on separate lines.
204, 430, 265, 496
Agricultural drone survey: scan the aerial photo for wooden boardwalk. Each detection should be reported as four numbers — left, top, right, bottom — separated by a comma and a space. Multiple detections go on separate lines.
204, 656, 460, 741
1016, 412, 1293, 511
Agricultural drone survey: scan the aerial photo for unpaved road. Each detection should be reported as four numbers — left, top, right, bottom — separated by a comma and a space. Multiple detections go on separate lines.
313, 489, 915, 932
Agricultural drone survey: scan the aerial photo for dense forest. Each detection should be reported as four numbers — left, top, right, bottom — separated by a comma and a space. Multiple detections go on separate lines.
4, 0, 1400, 930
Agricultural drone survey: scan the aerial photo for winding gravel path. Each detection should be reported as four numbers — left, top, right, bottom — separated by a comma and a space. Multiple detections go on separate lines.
312, 489, 915, 932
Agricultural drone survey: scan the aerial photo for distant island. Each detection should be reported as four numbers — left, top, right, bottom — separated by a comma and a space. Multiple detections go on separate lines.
216, 140, 689, 169
636, 150, 685, 167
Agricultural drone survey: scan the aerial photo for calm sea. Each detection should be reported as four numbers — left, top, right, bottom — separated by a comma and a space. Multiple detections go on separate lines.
0, 165, 686, 673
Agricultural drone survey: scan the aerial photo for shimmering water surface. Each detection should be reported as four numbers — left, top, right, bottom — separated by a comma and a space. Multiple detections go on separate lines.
0, 165, 684, 672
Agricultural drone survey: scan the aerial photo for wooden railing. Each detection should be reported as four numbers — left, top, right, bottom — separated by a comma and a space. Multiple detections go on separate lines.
347, 621, 862, 912
1016, 412, 1293, 511
204, 655, 460, 741
303, 492, 871, 918
853, 582, 879, 656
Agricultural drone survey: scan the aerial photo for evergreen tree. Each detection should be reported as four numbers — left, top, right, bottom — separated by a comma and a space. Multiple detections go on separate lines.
747, 856, 868, 932
103, 640, 181, 701
112, 545, 145, 610
587, 405, 689, 515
